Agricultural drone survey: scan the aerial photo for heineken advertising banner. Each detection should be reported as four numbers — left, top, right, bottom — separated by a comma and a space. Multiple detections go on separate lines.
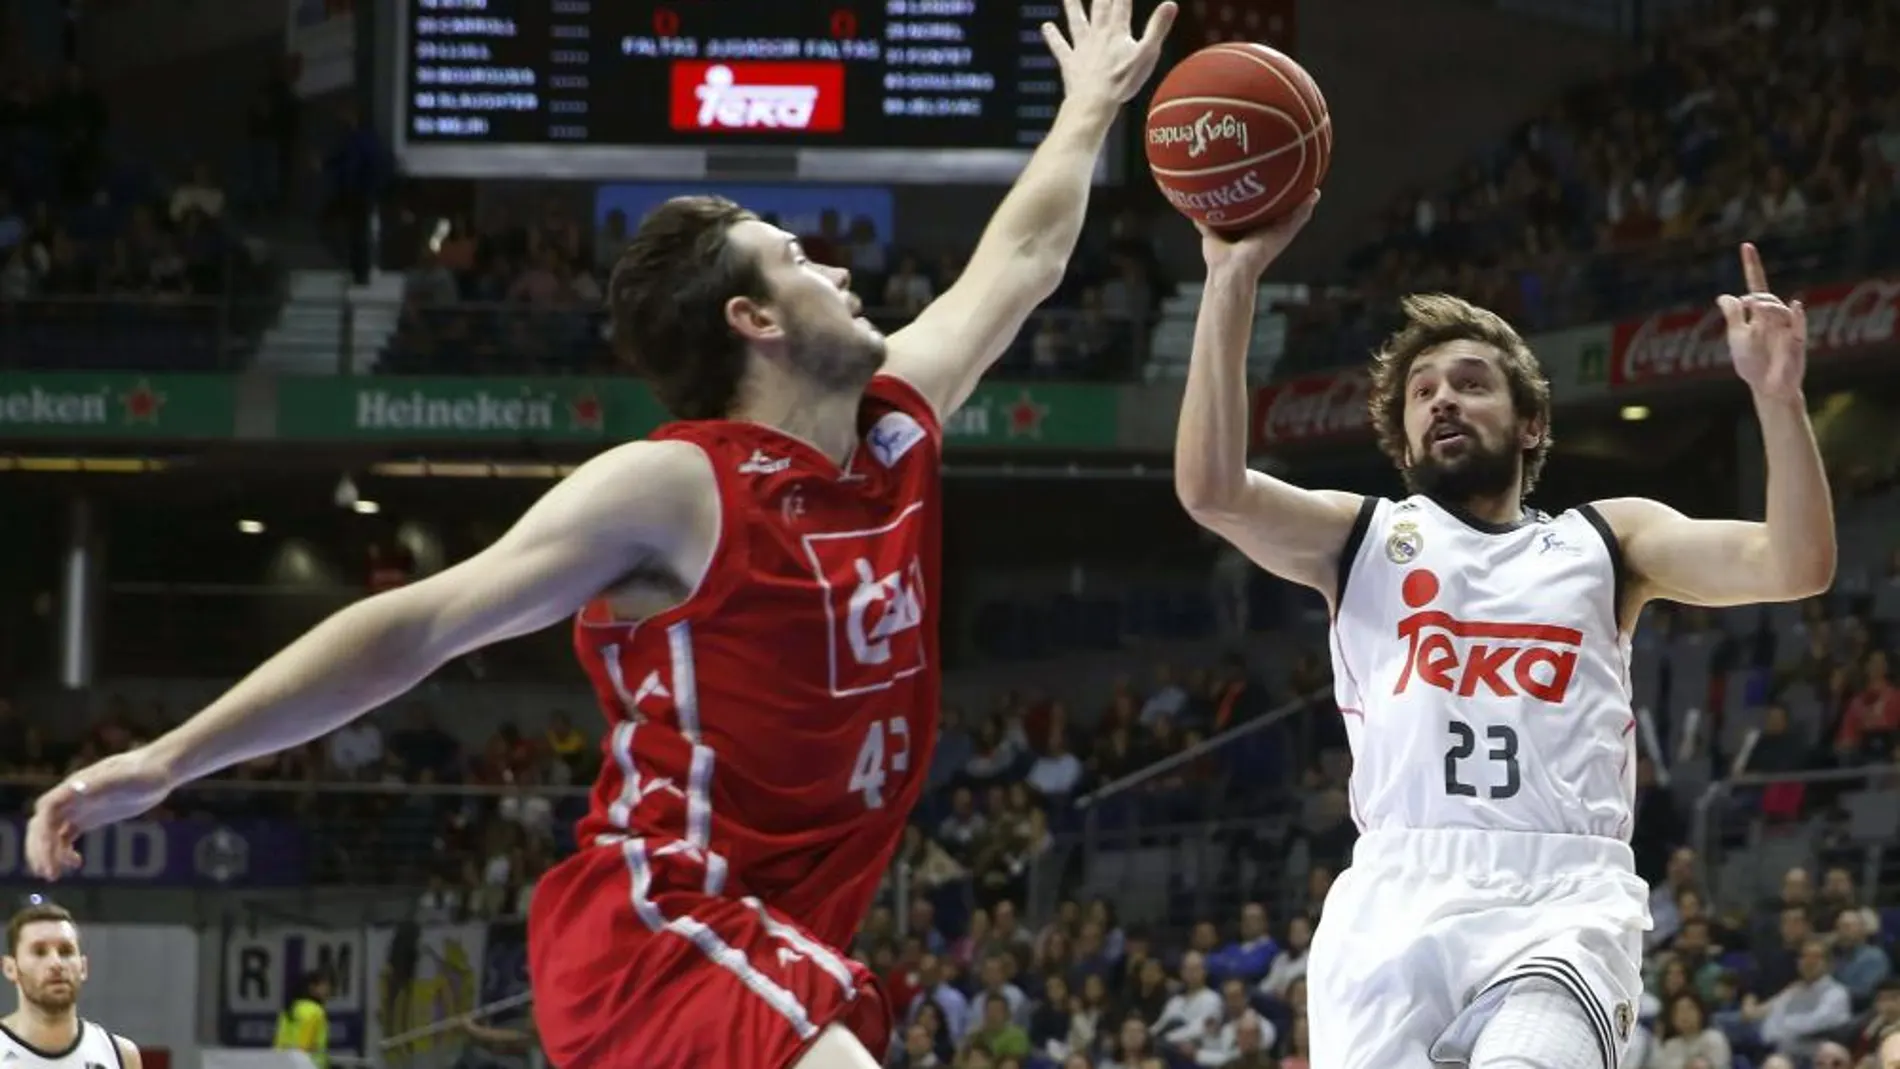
274, 377, 1120, 447
0, 372, 235, 438
276, 377, 659, 440
943, 383, 1119, 447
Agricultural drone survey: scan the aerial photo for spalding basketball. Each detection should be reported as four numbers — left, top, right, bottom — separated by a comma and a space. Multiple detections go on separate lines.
1144, 43, 1332, 234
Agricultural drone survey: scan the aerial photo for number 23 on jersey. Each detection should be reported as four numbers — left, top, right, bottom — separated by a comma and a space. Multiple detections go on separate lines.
851, 716, 912, 809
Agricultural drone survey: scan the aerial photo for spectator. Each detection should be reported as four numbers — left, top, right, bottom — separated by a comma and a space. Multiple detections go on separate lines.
1196, 978, 1274, 1067
1026, 726, 1083, 800
909, 954, 970, 1040
1831, 910, 1892, 1007
1153, 950, 1222, 1058
169, 162, 227, 223
1650, 847, 1702, 950
966, 993, 1031, 1061
1650, 993, 1731, 1069
1028, 973, 1073, 1061
1101, 1017, 1157, 1069
1259, 915, 1312, 998
1752, 938, 1854, 1059
892, 1022, 942, 1068
1848, 980, 1900, 1062
1835, 651, 1900, 761
967, 954, 1029, 1037
883, 254, 933, 317
1208, 903, 1277, 985
325, 717, 383, 780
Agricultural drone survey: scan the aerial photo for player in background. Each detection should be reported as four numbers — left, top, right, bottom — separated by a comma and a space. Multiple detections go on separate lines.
22, 3, 1175, 1068
1, 902, 142, 1069
1175, 201, 1834, 1069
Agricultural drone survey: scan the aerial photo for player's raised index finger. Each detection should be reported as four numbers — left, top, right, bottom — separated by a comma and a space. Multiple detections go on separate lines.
1741, 242, 1770, 294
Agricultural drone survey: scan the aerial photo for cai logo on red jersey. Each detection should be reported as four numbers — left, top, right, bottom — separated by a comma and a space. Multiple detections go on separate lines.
670, 61, 846, 134
801, 502, 928, 697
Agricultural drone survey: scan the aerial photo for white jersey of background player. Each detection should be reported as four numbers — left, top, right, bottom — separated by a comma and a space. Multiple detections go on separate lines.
1177, 198, 1835, 1069
1, 903, 142, 1069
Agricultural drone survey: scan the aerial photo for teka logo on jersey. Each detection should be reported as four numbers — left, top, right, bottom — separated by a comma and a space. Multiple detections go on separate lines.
670, 61, 846, 133
1393, 568, 1581, 703
803, 502, 928, 697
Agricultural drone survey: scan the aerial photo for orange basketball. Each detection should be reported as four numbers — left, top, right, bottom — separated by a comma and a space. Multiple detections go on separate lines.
1144, 43, 1332, 234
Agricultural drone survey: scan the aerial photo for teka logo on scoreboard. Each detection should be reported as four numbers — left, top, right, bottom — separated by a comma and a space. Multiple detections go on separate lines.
670, 61, 846, 133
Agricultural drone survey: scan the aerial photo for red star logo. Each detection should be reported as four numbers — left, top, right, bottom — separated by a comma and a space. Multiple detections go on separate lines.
1005, 391, 1048, 438
119, 379, 166, 423
569, 390, 603, 431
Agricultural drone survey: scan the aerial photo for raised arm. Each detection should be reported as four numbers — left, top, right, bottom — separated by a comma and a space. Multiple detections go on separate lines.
882, 0, 1176, 417
1173, 198, 1363, 607
1594, 243, 1835, 615
27, 439, 716, 879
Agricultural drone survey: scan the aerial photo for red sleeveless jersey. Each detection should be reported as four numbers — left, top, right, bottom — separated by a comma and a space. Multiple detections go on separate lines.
569, 375, 942, 950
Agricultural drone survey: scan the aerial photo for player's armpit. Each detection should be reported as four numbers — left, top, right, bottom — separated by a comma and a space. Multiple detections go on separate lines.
1185, 480, 1365, 606
113, 1035, 142, 1069
1594, 496, 1834, 610
148, 439, 717, 785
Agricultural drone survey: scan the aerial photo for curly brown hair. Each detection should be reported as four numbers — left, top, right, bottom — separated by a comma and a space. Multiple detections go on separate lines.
1366, 293, 1554, 495
607, 196, 767, 420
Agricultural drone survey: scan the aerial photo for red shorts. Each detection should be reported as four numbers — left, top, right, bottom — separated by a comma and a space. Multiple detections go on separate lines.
527, 840, 891, 1069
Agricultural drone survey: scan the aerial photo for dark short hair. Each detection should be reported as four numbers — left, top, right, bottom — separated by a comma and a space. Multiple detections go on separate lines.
7, 903, 75, 954
608, 195, 765, 420
1366, 293, 1555, 495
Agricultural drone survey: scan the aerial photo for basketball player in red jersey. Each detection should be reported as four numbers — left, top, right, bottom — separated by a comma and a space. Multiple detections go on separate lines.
22, 3, 1176, 1067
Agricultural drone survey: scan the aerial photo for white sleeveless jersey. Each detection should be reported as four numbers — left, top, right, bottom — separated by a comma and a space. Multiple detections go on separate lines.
0, 1019, 125, 1069
1329, 495, 1638, 840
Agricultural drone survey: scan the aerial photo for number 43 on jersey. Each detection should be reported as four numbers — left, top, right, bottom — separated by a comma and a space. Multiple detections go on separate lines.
851, 716, 911, 808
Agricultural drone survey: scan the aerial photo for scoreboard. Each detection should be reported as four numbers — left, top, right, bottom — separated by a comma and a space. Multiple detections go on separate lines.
390, 0, 1116, 183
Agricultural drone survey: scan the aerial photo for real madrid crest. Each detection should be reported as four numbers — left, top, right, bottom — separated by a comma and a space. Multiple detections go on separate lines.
1386, 521, 1423, 564
1613, 1001, 1633, 1041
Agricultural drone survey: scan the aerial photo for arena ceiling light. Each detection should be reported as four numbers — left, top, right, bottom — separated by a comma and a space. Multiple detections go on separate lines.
237, 520, 265, 535
1620, 405, 1650, 422
353, 500, 382, 515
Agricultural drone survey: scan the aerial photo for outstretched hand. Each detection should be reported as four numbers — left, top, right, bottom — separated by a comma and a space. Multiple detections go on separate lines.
1043, 0, 1178, 108
1716, 242, 1807, 402
1198, 191, 1321, 280
26, 747, 176, 880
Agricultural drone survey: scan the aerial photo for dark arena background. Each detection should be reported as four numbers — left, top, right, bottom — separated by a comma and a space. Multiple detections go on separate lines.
1, 0, 1899, 1067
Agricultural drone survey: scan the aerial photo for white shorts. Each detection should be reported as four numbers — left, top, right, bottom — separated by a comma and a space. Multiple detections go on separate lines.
1306, 828, 1651, 1069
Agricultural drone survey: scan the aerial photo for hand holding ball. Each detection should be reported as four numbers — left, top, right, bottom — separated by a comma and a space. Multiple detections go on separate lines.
1144, 43, 1332, 235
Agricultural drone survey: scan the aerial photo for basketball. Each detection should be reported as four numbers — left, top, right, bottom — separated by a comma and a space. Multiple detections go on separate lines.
1144, 43, 1332, 234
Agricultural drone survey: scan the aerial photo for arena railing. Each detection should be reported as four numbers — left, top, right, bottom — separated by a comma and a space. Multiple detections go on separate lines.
1689, 763, 1900, 915
1024, 690, 1329, 928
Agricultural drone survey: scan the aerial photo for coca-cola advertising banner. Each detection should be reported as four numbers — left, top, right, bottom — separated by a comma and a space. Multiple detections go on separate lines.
1252, 368, 1373, 448
1610, 276, 1900, 388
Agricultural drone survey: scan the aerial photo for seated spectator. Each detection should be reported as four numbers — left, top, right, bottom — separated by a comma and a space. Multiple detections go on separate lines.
908, 954, 970, 1039
1197, 978, 1275, 1067
1734, 938, 1853, 1059
892, 1022, 942, 1069
1207, 903, 1278, 985
1835, 650, 1900, 762
1650, 993, 1731, 1069
968, 953, 1029, 1037
1028, 973, 1074, 1061
1101, 1017, 1157, 1069
1259, 915, 1311, 998
1831, 909, 1892, 1008
169, 162, 226, 223
1847, 979, 1900, 1062
1026, 726, 1083, 800
965, 993, 1031, 1061
1153, 950, 1222, 1059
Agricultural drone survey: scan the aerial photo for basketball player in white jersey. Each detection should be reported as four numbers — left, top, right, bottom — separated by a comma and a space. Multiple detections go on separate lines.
1175, 195, 1835, 1069
1, 902, 142, 1069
